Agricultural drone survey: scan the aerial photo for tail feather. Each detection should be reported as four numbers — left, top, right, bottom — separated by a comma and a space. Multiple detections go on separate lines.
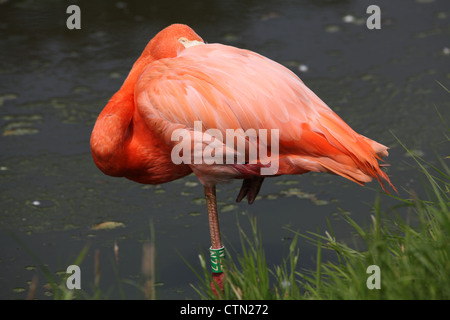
278, 126, 396, 193
312, 111, 396, 193
318, 155, 395, 194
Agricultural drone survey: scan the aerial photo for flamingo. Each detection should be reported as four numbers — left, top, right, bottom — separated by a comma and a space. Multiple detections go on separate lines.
90, 24, 394, 293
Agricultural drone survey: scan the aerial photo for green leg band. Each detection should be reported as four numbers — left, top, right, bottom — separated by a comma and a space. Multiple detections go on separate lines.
210, 246, 225, 273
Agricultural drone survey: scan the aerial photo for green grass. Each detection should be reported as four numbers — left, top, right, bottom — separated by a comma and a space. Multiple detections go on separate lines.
15, 223, 158, 300
10, 232, 91, 300
188, 218, 304, 300
192, 114, 450, 300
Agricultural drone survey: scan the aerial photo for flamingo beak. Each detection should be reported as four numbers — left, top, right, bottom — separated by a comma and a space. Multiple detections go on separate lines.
180, 39, 205, 48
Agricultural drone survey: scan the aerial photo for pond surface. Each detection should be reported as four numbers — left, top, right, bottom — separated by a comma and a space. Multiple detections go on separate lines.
0, 0, 449, 299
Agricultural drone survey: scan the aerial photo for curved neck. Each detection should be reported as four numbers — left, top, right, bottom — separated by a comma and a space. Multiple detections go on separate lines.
90, 54, 154, 175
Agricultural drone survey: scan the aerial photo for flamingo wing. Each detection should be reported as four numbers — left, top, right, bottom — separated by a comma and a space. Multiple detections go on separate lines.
135, 43, 393, 190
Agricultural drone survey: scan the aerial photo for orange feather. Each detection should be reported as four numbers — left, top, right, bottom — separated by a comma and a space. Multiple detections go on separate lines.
91, 23, 395, 193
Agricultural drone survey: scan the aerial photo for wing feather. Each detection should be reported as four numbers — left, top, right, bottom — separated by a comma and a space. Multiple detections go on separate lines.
135, 43, 392, 188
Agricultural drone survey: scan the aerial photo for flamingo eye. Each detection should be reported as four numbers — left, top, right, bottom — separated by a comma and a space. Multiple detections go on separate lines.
178, 37, 188, 44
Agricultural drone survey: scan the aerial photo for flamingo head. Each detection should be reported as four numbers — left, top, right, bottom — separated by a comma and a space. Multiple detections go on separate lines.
143, 24, 204, 61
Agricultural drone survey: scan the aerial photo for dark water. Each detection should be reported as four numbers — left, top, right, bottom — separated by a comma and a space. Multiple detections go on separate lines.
0, 0, 449, 299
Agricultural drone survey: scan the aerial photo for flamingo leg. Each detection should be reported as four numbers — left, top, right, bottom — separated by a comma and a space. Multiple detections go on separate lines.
204, 185, 225, 295
205, 186, 222, 248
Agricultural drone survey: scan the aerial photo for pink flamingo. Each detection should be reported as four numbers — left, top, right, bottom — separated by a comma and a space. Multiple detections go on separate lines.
90, 24, 394, 293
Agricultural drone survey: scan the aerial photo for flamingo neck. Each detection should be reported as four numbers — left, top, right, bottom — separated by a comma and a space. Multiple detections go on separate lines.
90, 54, 154, 176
